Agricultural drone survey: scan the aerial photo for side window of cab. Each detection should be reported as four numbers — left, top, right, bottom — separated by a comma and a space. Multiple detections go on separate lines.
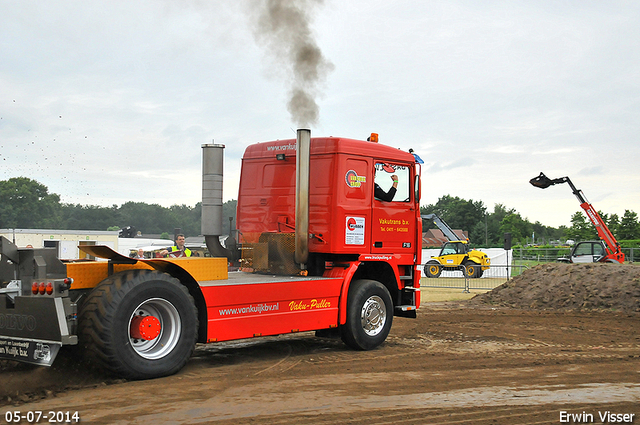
373, 163, 410, 202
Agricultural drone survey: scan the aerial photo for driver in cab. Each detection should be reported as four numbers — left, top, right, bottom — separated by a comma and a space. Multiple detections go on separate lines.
374, 163, 398, 202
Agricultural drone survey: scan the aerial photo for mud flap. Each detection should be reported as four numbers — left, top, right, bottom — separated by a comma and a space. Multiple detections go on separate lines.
0, 295, 76, 366
0, 337, 61, 366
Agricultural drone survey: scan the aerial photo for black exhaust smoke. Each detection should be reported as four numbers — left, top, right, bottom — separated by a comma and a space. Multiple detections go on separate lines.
248, 0, 334, 127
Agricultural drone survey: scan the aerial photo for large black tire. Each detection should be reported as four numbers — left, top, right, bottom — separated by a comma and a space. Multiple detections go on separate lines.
463, 260, 482, 278
425, 260, 442, 278
341, 279, 393, 351
78, 269, 198, 380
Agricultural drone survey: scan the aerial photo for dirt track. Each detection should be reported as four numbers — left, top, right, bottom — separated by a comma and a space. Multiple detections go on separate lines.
1, 301, 639, 424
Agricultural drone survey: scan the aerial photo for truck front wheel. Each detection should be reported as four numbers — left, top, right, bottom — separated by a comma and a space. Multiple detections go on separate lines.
463, 260, 483, 278
78, 269, 198, 380
341, 279, 393, 351
425, 261, 442, 278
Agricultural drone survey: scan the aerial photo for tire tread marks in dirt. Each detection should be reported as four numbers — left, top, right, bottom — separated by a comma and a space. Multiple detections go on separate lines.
78, 269, 198, 379
207, 404, 628, 425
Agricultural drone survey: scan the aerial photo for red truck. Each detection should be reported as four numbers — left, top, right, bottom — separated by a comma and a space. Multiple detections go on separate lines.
0, 129, 423, 379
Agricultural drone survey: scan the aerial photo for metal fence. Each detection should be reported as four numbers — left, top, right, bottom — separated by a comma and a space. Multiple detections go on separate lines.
420, 264, 529, 293
513, 247, 638, 263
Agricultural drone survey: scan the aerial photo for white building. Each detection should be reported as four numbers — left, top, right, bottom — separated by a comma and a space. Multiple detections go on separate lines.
0, 229, 119, 260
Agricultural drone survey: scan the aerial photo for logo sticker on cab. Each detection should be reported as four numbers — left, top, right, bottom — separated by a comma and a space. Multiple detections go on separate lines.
345, 170, 366, 188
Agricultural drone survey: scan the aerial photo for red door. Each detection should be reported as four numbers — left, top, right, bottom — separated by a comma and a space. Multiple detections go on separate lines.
371, 161, 416, 258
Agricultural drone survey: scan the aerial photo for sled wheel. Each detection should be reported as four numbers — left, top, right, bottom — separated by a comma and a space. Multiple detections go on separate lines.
78, 269, 198, 379
463, 261, 481, 278
425, 261, 442, 278
341, 279, 393, 351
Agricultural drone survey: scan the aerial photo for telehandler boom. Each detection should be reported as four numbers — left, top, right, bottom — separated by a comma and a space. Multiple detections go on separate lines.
530, 172, 624, 263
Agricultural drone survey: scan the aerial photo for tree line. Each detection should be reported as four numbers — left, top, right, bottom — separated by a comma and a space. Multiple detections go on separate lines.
421, 194, 640, 247
2, 177, 639, 246
0, 177, 237, 238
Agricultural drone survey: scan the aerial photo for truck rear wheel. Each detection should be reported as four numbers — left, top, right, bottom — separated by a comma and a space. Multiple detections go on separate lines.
78, 269, 198, 380
425, 261, 442, 278
341, 279, 393, 351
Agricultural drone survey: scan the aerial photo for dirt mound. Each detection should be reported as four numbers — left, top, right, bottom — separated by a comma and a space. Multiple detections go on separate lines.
472, 262, 640, 312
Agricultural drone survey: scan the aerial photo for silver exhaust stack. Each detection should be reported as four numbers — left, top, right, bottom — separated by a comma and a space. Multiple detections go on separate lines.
295, 128, 310, 267
202, 143, 229, 258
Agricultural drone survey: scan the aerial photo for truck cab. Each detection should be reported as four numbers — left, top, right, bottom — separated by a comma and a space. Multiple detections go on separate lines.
236, 134, 423, 313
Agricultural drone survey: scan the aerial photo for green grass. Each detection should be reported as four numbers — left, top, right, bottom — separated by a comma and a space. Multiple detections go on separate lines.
512, 259, 545, 268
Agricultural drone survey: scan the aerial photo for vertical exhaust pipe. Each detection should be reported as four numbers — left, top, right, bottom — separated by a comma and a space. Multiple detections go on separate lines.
202, 143, 229, 258
295, 128, 310, 267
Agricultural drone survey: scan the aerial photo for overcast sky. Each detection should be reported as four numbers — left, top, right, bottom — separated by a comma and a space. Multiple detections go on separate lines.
1, 0, 639, 229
